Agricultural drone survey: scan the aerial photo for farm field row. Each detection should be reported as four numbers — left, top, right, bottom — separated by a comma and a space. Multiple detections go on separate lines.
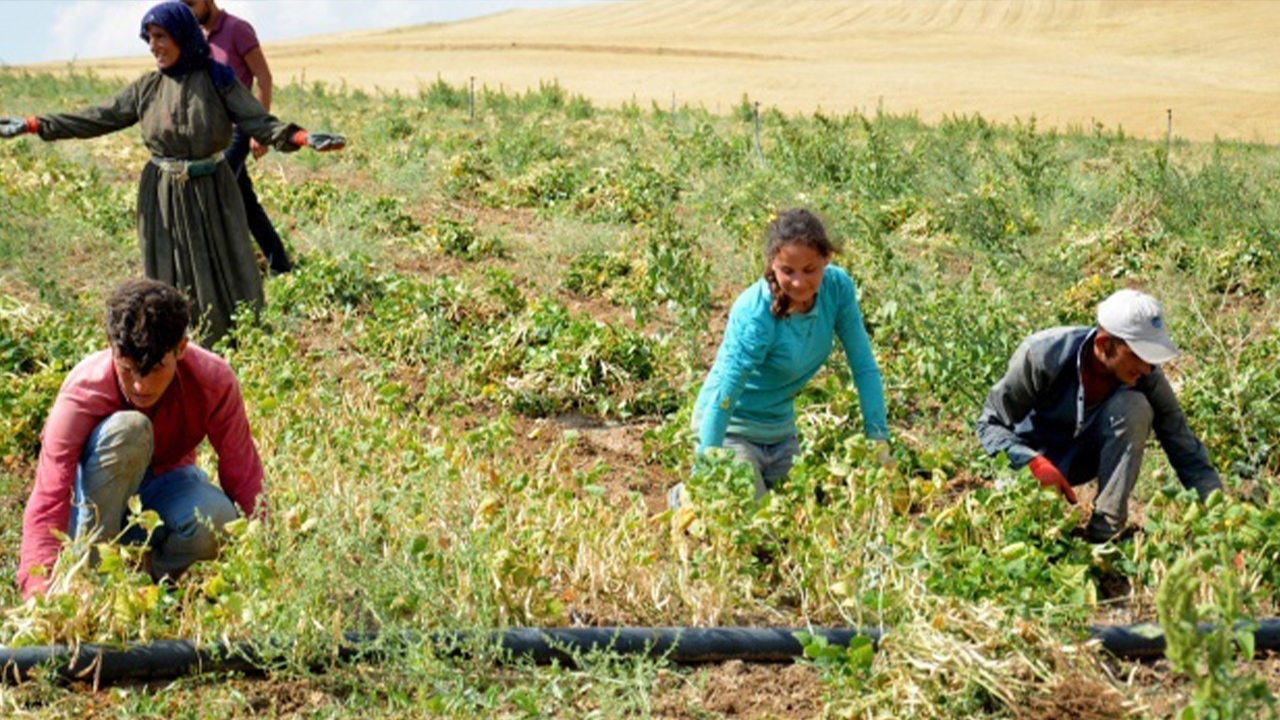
2, 69, 1280, 717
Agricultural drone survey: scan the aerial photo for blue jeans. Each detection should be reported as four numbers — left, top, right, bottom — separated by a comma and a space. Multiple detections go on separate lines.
668, 434, 801, 510
69, 412, 239, 579
225, 128, 292, 274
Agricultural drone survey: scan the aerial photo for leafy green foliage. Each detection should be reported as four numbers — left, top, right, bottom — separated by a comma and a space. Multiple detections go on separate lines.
573, 156, 680, 224
562, 251, 637, 298
427, 215, 507, 261
796, 630, 875, 681
6, 71, 1280, 718
1157, 550, 1276, 719
478, 299, 679, 418
0, 299, 98, 458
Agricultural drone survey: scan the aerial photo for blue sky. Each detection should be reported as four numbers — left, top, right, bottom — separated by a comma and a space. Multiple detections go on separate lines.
0, 1, 606, 66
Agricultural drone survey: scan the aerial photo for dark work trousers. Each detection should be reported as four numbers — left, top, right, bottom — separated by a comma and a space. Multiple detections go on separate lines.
1046, 389, 1153, 542
225, 128, 292, 274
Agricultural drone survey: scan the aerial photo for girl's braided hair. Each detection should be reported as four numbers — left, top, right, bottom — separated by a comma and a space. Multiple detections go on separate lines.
763, 208, 836, 317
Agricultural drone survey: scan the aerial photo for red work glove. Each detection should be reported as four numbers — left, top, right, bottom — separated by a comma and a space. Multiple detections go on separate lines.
290, 130, 345, 152
1028, 455, 1078, 504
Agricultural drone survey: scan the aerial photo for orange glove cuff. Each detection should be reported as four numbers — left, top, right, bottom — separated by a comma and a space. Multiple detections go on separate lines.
290, 130, 309, 147
25, 116, 39, 134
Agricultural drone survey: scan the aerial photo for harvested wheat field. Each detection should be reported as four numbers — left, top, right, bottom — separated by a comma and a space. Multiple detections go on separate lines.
25, 0, 1280, 142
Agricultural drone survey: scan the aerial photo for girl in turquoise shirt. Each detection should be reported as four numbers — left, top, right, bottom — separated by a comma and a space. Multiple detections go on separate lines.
670, 209, 891, 507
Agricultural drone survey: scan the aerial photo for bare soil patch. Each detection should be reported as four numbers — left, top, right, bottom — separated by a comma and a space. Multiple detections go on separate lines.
535, 412, 673, 513
228, 677, 337, 718
654, 660, 825, 720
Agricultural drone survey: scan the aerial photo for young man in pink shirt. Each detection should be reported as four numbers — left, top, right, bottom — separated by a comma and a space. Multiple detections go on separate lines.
17, 280, 264, 599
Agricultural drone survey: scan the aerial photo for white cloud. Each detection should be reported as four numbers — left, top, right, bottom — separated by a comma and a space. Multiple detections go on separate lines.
50, 1, 157, 62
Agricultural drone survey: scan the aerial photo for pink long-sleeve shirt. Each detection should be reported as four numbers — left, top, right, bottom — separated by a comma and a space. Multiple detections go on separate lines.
17, 345, 263, 599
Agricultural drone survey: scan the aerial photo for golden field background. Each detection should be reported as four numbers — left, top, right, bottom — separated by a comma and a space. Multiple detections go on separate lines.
26, 0, 1280, 142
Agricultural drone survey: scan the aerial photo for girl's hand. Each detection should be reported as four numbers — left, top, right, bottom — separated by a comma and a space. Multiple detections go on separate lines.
875, 441, 895, 470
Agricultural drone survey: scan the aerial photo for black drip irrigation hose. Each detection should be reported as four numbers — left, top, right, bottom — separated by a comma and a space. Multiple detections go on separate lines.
3, 621, 1279, 686
1087, 618, 1280, 661
1, 627, 873, 685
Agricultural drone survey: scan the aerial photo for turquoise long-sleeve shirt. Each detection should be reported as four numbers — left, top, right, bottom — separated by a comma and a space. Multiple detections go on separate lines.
694, 265, 889, 448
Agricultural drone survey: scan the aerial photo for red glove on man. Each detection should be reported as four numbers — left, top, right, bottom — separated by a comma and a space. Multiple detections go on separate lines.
1028, 456, 1078, 504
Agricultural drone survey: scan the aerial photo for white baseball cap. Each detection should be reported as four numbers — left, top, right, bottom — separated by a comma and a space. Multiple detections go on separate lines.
1096, 289, 1180, 364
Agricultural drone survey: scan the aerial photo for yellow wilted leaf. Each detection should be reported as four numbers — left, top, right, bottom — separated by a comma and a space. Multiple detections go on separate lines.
473, 496, 502, 529
477, 495, 500, 517
204, 574, 228, 600
97, 544, 122, 574
890, 482, 912, 515
674, 505, 698, 534
138, 584, 160, 613
931, 467, 948, 486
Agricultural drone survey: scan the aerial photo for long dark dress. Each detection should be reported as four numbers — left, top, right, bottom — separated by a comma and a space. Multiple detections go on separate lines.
35, 69, 302, 344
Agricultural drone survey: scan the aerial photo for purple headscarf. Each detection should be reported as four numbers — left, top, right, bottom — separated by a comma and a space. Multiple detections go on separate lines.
139, 2, 236, 88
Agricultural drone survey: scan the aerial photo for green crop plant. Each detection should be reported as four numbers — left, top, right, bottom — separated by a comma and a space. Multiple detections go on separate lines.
562, 250, 640, 299
0, 299, 98, 458
573, 156, 680, 225
476, 298, 679, 418
499, 157, 585, 210
5, 69, 1280, 718
1157, 550, 1277, 719
427, 215, 507, 261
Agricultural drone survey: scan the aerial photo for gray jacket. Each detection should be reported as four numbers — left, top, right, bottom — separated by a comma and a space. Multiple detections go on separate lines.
976, 326, 1220, 488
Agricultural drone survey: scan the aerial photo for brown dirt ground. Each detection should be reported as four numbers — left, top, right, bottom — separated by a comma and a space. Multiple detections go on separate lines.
654, 660, 825, 720
28, 0, 1280, 143
1018, 675, 1130, 720
545, 412, 673, 512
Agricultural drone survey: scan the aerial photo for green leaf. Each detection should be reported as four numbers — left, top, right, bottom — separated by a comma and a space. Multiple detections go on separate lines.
1129, 624, 1165, 640
1236, 629, 1256, 661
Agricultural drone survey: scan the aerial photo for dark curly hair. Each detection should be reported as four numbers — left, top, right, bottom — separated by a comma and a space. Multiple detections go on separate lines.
106, 280, 191, 375
763, 208, 836, 317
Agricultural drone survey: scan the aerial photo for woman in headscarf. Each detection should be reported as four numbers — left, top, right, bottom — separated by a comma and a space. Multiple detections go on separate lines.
0, 2, 344, 345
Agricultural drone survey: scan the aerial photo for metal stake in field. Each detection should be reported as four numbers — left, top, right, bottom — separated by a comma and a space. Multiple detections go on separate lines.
469, 77, 476, 122
754, 101, 765, 166
1166, 108, 1173, 158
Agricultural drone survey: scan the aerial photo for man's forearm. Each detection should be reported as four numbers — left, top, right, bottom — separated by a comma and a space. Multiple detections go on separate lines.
976, 417, 1039, 468
245, 47, 274, 113
256, 81, 272, 114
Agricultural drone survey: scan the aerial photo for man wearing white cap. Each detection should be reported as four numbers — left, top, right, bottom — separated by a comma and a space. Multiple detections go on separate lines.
976, 289, 1221, 541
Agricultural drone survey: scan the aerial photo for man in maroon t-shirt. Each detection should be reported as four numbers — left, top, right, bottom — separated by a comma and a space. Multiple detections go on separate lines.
17, 280, 265, 599
182, 0, 293, 275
